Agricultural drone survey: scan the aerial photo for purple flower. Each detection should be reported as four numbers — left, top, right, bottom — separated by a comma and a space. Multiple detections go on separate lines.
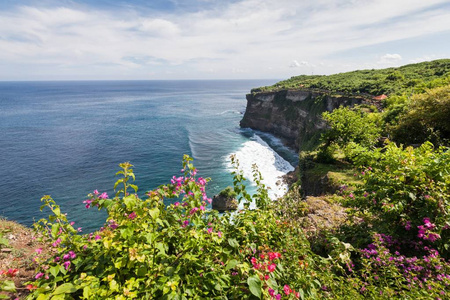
128, 212, 137, 220
63, 261, 71, 270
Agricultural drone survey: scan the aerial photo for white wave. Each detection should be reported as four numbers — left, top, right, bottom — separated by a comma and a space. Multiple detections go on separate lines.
216, 110, 241, 115
226, 134, 294, 201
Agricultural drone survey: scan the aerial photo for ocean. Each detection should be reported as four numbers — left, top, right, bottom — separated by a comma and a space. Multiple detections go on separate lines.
0, 80, 298, 232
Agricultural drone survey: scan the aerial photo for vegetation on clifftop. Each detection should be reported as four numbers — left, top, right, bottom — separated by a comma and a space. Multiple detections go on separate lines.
252, 59, 450, 96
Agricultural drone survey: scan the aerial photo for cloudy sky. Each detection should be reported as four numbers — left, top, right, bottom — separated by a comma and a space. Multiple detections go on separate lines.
0, 0, 449, 80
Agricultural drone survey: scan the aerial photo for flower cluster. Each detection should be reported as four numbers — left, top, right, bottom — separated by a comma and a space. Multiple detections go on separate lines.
417, 218, 441, 242
360, 233, 450, 294
0, 269, 18, 277
83, 190, 108, 209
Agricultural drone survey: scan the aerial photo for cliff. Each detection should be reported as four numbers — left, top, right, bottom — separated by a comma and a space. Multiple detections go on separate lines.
240, 89, 380, 151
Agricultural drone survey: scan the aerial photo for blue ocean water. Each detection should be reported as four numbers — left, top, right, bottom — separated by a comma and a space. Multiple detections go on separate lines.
0, 80, 297, 232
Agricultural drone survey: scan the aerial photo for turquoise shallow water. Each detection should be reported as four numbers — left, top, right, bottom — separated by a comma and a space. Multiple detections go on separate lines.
0, 80, 297, 232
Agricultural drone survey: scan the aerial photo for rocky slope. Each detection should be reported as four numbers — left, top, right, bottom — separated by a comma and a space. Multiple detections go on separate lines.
240, 89, 380, 151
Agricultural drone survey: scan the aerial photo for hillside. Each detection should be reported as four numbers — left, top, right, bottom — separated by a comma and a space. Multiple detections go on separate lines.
252, 59, 450, 96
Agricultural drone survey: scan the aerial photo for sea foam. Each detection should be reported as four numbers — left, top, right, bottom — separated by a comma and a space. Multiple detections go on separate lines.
227, 134, 294, 200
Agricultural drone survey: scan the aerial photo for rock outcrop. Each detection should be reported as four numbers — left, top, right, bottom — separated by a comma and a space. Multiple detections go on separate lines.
212, 195, 238, 212
240, 89, 379, 151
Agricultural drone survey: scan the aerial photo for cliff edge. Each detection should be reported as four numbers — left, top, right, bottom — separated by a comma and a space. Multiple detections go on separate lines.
240, 89, 380, 151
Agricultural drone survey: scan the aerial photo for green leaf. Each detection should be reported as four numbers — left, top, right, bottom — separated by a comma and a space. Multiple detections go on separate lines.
129, 184, 138, 193
1, 280, 16, 292
137, 265, 147, 277
52, 283, 77, 295
226, 259, 239, 270
149, 208, 160, 220
49, 265, 60, 278
228, 238, 239, 248
247, 276, 261, 299
51, 223, 60, 239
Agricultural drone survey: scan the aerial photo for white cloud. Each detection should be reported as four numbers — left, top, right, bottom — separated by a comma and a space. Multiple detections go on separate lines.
0, 0, 449, 79
378, 53, 403, 64
290, 60, 310, 68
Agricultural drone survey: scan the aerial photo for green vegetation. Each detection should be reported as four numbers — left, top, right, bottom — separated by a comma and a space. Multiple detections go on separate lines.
252, 59, 450, 96
1, 60, 449, 299
218, 186, 237, 199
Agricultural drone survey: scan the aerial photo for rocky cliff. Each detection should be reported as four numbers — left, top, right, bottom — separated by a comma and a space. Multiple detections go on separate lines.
240, 89, 379, 151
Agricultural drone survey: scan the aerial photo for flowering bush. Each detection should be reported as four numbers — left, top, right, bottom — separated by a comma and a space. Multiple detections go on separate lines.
344, 141, 450, 257
27, 156, 329, 299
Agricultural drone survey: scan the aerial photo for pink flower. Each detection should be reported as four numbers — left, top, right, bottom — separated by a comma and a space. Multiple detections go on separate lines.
35, 272, 44, 279
93, 190, 99, 195
207, 228, 213, 234
197, 177, 206, 186
94, 235, 101, 241
69, 251, 76, 259
98, 192, 108, 199
275, 294, 281, 300
63, 261, 71, 270
189, 207, 199, 215
268, 264, 276, 272
268, 289, 275, 296
128, 212, 137, 220
35, 248, 42, 254
52, 238, 61, 247
200, 205, 205, 211
78, 227, 83, 232
217, 231, 222, 238
284, 285, 292, 295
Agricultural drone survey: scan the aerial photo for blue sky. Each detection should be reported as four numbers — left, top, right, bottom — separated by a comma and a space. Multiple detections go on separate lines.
0, 0, 449, 80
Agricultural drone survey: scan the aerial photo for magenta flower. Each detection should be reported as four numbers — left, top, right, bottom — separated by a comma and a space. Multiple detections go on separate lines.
128, 212, 137, 220
207, 227, 213, 234
63, 261, 71, 270
217, 231, 222, 238
35, 248, 42, 254
69, 251, 76, 259
93, 190, 99, 195
284, 285, 292, 295
52, 238, 61, 247
268, 289, 275, 296
35, 272, 44, 279
94, 235, 101, 241
197, 177, 206, 186
98, 192, 108, 199
267, 263, 276, 273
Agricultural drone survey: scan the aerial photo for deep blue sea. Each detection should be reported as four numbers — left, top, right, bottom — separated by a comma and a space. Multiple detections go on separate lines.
0, 80, 298, 232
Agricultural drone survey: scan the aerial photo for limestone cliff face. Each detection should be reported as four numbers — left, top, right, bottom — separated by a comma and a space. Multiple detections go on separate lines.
240, 89, 377, 151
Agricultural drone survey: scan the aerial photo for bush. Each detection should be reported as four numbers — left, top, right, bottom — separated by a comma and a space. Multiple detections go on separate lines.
392, 85, 450, 146
218, 186, 237, 199
27, 156, 331, 299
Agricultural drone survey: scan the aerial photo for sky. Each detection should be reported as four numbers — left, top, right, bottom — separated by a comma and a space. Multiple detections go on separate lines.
0, 0, 449, 80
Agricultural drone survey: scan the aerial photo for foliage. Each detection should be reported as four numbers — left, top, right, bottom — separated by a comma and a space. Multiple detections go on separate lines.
252, 59, 450, 96
319, 106, 382, 161
391, 84, 450, 146
28, 156, 339, 299
343, 142, 450, 257
218, 186, 237, 199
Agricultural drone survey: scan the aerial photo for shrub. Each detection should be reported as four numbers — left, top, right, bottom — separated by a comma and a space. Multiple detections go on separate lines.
218, 186, 237, 199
